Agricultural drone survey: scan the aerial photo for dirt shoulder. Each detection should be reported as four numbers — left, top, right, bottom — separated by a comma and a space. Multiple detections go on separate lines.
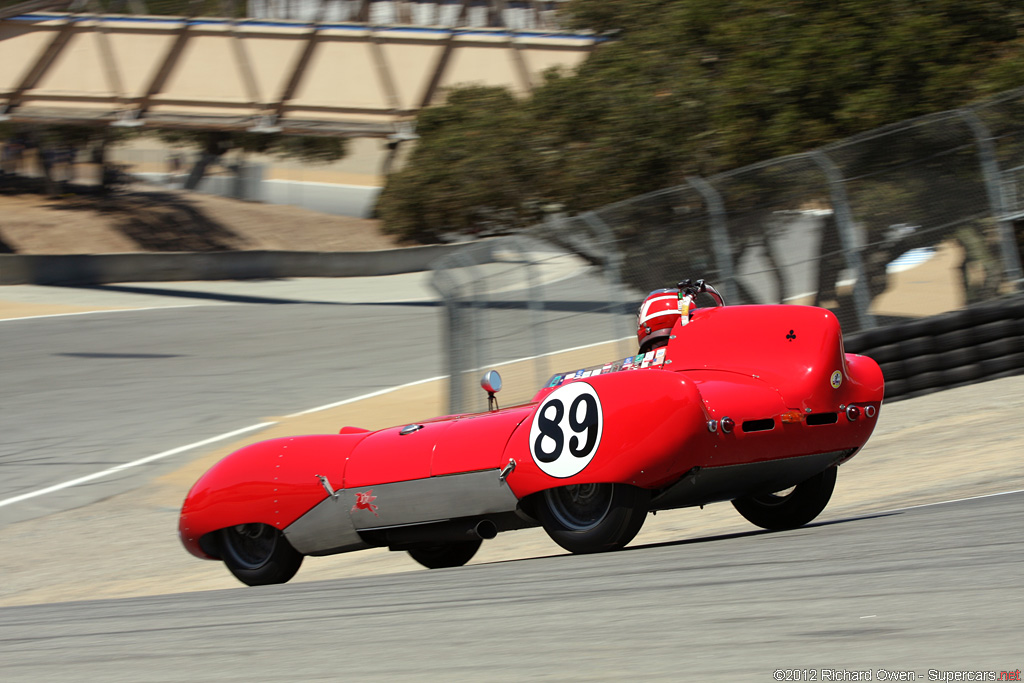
0, 179, 399, 255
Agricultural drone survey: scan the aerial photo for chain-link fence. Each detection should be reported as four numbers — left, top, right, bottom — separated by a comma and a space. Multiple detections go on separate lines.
433, 88, 1024, 414
432, 221, 637, 414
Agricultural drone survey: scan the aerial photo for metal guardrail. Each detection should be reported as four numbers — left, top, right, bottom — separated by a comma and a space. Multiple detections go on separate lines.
0, 0, 573, 28
433, 88, 1024, 414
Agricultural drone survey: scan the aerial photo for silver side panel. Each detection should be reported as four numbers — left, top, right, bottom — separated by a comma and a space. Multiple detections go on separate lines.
651, 450, 851, 511
283, 495, 369, 556
350, 469, 520, 531
284, 469, 520, 555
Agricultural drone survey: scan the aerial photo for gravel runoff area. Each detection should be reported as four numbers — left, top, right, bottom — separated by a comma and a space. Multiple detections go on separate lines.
0, 342, 1020, 607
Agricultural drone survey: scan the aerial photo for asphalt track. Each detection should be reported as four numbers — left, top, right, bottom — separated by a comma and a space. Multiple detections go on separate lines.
0, 265, 629, 526
1, 270, 1021, 681
0, 300, 443, 524
0, 492, 1019, 681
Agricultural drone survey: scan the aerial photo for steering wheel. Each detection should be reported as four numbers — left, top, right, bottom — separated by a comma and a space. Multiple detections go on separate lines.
677, 279, 726, 307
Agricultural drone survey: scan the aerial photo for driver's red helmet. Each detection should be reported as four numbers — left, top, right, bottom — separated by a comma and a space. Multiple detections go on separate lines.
637, 288, 683, 353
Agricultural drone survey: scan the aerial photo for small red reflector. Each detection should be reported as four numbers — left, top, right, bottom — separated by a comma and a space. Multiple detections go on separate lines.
721, 417, 735, 433
781, 410, 804, 424
846, 405, 861, 421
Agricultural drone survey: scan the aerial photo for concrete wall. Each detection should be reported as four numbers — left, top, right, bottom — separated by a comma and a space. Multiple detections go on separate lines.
0, 242, 487, 285
133, 171, 382, 218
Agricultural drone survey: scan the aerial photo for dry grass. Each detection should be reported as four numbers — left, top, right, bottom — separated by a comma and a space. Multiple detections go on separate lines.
0, 178, 398, 255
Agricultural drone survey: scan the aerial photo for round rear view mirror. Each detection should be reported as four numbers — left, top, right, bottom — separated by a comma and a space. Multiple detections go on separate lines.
480, 370, 502, 394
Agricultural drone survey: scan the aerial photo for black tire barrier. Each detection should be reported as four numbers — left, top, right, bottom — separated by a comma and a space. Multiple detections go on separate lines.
903, 352, 942, 377
866, 342, 902, 365
882, 359, 909, 381
940, 346, 978, 369
846, 294, 1024, 402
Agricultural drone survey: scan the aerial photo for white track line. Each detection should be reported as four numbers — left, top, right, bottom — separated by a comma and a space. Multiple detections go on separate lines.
0, 335, 627, 509
0, 304, 209, 322
0, 373, 453, 509
0, 422, 274, 509
287, 337, 636, 419
8, 329, 1018, 515
474, 336, 635, 374
285, 375, 447, 418
873, 488, 1024, 514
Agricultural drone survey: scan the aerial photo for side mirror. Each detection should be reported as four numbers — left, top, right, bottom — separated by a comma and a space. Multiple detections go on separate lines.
480, 370, 502, 394
481, 371, 502, 411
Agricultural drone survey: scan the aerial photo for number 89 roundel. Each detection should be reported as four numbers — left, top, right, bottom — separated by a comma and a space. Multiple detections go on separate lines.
528, 382, 604, 478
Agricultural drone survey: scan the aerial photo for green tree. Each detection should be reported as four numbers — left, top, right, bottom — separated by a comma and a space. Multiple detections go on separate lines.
153, 130, 347, 189
378, 87, 549, 242
379, 0, 1024, 242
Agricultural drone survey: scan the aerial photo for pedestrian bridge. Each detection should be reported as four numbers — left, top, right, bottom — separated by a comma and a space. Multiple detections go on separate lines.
0, 1, 595, 138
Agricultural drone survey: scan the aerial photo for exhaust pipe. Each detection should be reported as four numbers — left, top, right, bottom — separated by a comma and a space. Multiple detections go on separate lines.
386, 518, 498, 550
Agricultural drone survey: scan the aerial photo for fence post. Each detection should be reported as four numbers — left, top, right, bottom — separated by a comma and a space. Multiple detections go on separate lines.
685, 175, 736, 303
579, 211, 634, 351
429, 265, 465, 415
510, 233, 551, 390
811, 151, 876, 331
959, 108, 1024, 291
430, 245, 492, 414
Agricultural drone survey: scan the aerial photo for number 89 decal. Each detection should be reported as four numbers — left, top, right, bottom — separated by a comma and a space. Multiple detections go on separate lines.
529, 382, 604, 478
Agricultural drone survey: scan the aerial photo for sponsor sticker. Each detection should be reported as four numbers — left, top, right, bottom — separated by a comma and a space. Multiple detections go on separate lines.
529, 382, 604, 478
547, 374, 563, 387
830, 370, 843, 389
351, 490, 379, 516
653, 347, 667, 367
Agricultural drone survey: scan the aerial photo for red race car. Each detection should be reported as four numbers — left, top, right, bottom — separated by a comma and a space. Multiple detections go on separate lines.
180, 280, 884, 586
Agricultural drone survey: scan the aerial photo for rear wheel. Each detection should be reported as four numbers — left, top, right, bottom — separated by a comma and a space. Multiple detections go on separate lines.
219, 523, 303, 586
408, 540, 482, 569
537, 483, 649, 554
732, 466, 837, 530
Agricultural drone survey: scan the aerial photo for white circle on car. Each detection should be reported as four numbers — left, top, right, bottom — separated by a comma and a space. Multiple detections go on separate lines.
529, 381, 604, 478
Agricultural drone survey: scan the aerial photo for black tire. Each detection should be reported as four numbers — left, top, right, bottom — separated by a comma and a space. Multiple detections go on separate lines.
537, 483, 649, 554
732, 466, 837, 531
219, 523, 303, 586
407, 540, 482, 569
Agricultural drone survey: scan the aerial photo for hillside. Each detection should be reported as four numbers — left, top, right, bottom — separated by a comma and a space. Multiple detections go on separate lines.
0, 178, 399, 255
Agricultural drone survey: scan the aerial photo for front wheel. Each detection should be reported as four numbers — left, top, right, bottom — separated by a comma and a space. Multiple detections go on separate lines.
408, 540, 482, 569
537, 483, 649, 554
732, 466, 838, 531
219, 523, 303, 586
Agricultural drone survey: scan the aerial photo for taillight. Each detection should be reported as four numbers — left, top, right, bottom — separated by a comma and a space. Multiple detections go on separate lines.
846, 405, 861, 421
